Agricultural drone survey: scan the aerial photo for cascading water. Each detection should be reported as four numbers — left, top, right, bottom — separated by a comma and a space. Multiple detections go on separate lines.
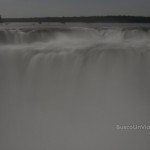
0, 23, 150, 150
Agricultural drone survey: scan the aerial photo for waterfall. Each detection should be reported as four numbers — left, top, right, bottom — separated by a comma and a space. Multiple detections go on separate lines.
0, 24, 150, 150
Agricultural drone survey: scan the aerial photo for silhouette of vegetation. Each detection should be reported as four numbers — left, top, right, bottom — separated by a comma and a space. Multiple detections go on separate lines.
2, 16, 150, 23
0, 15, 2, 23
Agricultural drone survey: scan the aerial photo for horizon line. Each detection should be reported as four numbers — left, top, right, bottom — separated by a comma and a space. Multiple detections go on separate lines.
2, 15, 150, 19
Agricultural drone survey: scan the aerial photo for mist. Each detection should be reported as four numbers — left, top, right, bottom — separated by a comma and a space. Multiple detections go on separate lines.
0, 23, 150, 149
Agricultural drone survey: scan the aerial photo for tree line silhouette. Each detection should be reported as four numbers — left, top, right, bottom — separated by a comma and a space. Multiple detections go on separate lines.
1, 16, 150, 23
0, 15, 2, 23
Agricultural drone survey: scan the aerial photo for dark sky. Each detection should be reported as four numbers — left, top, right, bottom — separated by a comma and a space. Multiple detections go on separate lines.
0, 0, 149, 17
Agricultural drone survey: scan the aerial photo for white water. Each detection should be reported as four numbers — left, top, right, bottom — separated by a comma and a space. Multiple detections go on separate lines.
0, 23, 150, 150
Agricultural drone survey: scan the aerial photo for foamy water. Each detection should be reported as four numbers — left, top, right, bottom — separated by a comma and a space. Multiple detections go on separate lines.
0, 23, 150, 150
